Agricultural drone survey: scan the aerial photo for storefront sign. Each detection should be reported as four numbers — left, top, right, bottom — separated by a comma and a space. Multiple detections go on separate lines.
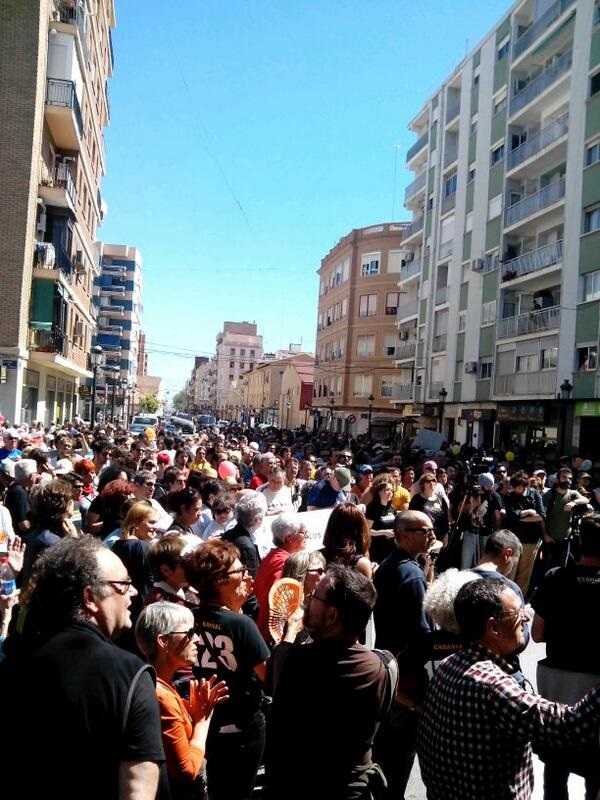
497, 404, 545, 423
461, 409, 495, 422
575, 400, 600, 418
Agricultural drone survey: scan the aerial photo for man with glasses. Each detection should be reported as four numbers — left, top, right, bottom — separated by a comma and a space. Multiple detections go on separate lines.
7, 537, 165, 800
373, 511, 436, 799
133, 470, 173, 532
418, 577, 600, 800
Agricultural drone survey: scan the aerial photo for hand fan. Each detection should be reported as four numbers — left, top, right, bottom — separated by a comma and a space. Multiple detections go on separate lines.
268, 578, 304, 643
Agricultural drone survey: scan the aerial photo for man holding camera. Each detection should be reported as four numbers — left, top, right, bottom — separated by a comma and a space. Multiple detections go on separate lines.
543, 467, 589, 570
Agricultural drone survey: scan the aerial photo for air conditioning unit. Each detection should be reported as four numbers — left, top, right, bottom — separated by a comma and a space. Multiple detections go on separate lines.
471, 258, 485, 272
465, 361, 479, 374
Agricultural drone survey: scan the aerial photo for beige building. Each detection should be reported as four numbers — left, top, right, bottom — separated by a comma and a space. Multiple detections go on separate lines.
279, 358, 314, 429
313, 223, 412, 438
0, 0, 115, 424
215, 321, 263, 416
240, 352, 314, 426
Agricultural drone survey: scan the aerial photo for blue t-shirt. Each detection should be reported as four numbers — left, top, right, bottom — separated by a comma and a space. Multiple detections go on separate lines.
0, 447, 22, 461
307, 480, 346, 509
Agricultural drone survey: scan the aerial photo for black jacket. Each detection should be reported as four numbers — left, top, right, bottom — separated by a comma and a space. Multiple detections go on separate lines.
223, 522, 261, 617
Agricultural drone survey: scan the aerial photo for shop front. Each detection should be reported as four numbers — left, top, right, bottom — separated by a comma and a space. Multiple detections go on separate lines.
573, 401, 600, 456
460, 408, 496, 450
495, 402, 558, 454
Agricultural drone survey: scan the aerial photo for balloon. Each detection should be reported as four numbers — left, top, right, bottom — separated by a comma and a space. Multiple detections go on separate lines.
505, 451, 515, 462
144, 427, 156, 441
218, 460, 237, 480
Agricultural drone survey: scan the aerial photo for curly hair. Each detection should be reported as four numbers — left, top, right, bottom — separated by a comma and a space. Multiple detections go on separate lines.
322, 502, 370, 565
168, 487, 200, 515
74, 458, 96, 477
184, 539, 239, 604
423, 569, 481, 634
31, 480, 73, 535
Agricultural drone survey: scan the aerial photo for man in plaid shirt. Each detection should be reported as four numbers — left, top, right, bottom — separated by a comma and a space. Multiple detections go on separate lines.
417, 577, 600, 799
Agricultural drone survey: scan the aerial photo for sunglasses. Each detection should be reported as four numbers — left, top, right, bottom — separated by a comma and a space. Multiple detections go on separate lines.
100, 579, 133, 595
307, 567, 325, 576
165, 628, 195, 641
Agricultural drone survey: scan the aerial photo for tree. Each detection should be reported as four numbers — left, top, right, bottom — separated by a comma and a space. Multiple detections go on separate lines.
172, 390, 187, 411
139, 393, 160, 413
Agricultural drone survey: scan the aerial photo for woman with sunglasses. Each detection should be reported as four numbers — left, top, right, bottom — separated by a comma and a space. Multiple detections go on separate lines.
135, 601, 228, 799
409, 472, 450, 542
184, 540, 270, 800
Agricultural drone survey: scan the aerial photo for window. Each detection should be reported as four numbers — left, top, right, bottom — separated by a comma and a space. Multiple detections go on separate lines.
541, 347, 558, 370
468, 167, 476, 184
591, 72, 600, 98
491, 143, 505, 165
318, 312, 323, 331
482, 300, 497, 325
240, 349, 245, 356
381, 376, 401, 397
444, 173, 457, 197
470, 120, 478, 137
488, 194, 502, 220
493, 95, 507, 116
384, 334, 397, 357
229, 374, 234, 381
577, 345, 598, 371
359, 294, 377, 317
595, 0, 600, 25
342, 297, 348, 317
455, 361, 463, 382
465, 211, 473, 233
353, 374, 373, 397
356, 335, 375, 357
584, 270, 600, 302
473, 74, 480, 88
584, 206, 600, 234
385, 292, 399, 314
230, 348, 235, 355
458, 311, 466, 332
250, 349, 255, 357
427, 196, 434, 211
480, 359, 494, 379
587, 142, 600, 167
361, 258, 379, 277
516, 353, 538, 372
497, 39, 510, 61
240, 362, 245, 370
229, 361, 234, 369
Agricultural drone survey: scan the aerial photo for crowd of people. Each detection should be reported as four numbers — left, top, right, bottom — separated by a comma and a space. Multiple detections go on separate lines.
0, 415, 599, 799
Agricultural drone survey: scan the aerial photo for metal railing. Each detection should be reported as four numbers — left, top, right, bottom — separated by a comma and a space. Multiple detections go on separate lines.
432, 333, 448, 352
405, 171, 427, 201
497, 305, 560, 339
512, 0, 576, 60
435, 286, 448, 305
510, 50, 572, 115
396, 340, 417, 360
504, 179, 565, 226
29, 327, 67, 356
53, 162, 77, 206
494, 369, 557, 396
441, 191, 456, 214
46, 78, 84, 137
501, 240, 563, 281
405, 216, 424, 238
399, 259, 421, 282
406, 131, 428, 162
385, 383, 415, 401
397, 300, 419, 319
507, 113, 569, 170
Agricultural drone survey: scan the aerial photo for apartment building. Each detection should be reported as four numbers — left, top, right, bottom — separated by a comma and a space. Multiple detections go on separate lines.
184, 356, 216, 412
92, 243, 142, 421
215, 322, 263, 415
313, 223, 413, 439
0, 0, 115, 424
240, 352, 314, 426
400, 0, 600, 452
279, 358, 315, 430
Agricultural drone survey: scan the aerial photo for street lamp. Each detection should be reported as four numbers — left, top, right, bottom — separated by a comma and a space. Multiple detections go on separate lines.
90, 345, 103, 425
329, 395, 335, 433
285, 398, 291, 430
438, 387, 448, 434
367, 394, 375, 440
559, 378, 573, 454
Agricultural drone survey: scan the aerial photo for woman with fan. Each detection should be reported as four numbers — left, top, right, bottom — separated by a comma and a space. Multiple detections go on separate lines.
184, 540, 270, 800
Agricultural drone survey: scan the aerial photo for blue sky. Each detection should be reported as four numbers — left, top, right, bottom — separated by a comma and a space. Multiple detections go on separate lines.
100, 0, 511, 397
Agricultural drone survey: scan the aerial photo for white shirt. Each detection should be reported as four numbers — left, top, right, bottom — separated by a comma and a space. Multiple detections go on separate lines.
258, 484, 294, 515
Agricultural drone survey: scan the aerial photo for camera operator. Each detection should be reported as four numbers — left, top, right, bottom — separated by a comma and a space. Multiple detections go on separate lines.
503, 475, 545, 597
542, 468, 590, 570
531, 513, 600, 799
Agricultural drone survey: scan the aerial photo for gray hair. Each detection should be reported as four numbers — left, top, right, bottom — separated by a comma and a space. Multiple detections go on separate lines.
271, 513, 306, 547
235, 491, 267, 529
423, 569, 481, 634
15, 458, 37, 480
283, 549, 326, 583
135, 601, 194, 662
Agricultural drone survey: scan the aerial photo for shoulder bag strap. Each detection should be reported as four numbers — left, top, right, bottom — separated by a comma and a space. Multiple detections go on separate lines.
122, 664, 155, 737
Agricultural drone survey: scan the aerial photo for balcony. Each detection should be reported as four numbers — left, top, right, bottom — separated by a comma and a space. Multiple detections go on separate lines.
446, 99, 460, 125
29, 327, 66, 356
406, 132, 428, 162
397, 300, 419, 320
439, 240, 453, 260
399, 259, 421, 283
501, 240, 563, 282
100, 283, 126, 294
494, 369, 557, 396
510, 50, 572, 116
507, 113, 569, 171
405, 171, 427, 202
497, 305, 560, 339
429, 381, 445, 398
45, 79, 83, 150
404, 216, 424, 239
39, 161, 77, 209
504, 179, 565, 227
512, 0, 576, 60
396, 340, 417, 360
435, 286, 448, 305
432, 333, 447, 352
441, 191, 456, 214
387, 383, 415, 401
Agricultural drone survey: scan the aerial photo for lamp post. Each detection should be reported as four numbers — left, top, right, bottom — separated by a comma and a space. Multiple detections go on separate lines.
438, 387, 448, 434
367, 393, 374, 441
285, 398, 291, 430
329, 395, 335, 433
559, 378, 573, 455
90, 345, 103, 425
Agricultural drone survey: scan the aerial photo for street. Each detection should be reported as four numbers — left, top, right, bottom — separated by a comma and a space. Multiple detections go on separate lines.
405, 638, 586, 799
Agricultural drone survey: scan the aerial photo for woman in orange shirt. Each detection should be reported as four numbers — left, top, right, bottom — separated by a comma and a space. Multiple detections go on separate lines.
136, 602, 228, 799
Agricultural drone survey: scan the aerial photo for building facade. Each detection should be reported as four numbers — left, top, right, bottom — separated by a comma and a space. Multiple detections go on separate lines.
400, 0, 600, 453
0, 0, 115, 425
279, 358, 314, 430
239, 351, 313, 425
215, 321, 263, 415
93, 243, 142, 422
313, 223, 413, 438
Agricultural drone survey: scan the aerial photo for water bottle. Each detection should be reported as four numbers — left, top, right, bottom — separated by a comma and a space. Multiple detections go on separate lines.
0, 557, 16, 596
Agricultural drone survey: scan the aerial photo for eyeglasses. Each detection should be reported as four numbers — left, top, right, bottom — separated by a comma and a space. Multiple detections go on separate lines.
226, 566, 250, 577
100, 579, 134, 595
307, 567, 325, 576
165, 627, 195, 641
497, 608, 531, 625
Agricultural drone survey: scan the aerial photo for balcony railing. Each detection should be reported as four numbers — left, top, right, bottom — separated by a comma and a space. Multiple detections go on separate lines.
399, 259, 421, 282
405, 171, 427, 201
406, 132, 428, 162
29, 327, 67, 356
435, 286, 448, 305
46, 78, 84, 137
497, 305, 560, 339
512, 0, 576, 60
501, 240, 563, 281
446, 99, 461, 124
52, 162, 77, 206
504, 179, 565, 227
385, 383, 415, 400
397, 300, 419, 319
444, 148, 458, 168
494, 369, 557, 396
405, 215, 424, 238
396, 340, 417, 360
507, 113, 569, 170
432, 333, 448, 352
510, 50, 572, 115
441, 191, 456, 214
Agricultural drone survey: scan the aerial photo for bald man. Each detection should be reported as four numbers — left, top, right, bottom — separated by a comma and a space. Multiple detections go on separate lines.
373, 511, 436, 798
